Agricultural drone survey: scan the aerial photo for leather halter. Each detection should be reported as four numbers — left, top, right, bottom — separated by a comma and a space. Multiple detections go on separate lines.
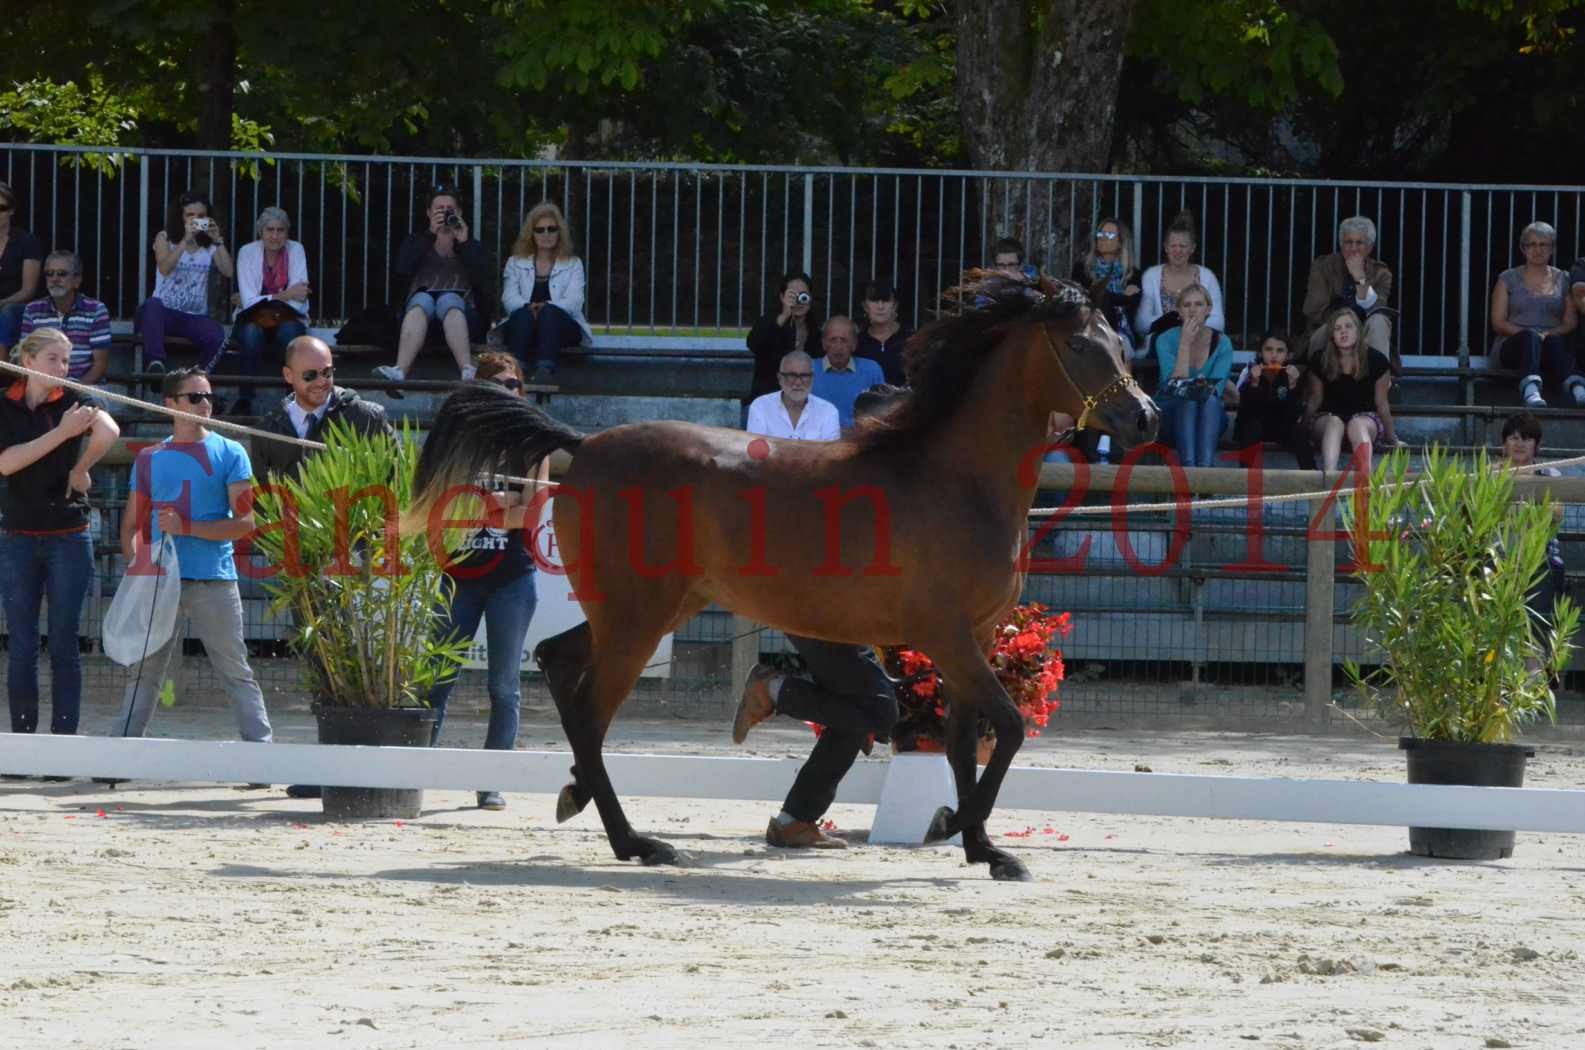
1040, 322, 1140, 432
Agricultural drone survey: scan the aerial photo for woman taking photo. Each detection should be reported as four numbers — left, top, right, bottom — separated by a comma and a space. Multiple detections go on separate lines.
1070, 217, 1141, 349
137, 191, 232, 373
1303, 307, 1398, 473
1490, 221, 1582, 407
0, 329, 119, 752
746, 272, 820, 402
501, 202, 593, 384
1135, 210, 1225, 339
1152, 283, 1232, 468
425, 352, 549, 811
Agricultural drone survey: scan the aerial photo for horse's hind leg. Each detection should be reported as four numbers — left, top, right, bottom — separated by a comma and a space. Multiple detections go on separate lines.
533, 623, 595, 822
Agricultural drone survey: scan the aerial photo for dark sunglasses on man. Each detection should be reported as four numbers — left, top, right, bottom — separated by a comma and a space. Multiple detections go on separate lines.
173, 391, 214, 405
296, 366, 335, 383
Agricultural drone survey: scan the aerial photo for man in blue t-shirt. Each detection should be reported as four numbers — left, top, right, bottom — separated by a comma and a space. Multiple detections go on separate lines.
810, 315, 885, 428
112, 367, 273, 746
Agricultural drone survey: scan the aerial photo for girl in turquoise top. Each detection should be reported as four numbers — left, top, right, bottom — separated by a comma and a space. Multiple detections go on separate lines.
1153, 283, 1233, 467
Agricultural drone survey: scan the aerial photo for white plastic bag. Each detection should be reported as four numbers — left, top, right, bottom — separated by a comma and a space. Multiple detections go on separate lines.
102, 538, 182, 667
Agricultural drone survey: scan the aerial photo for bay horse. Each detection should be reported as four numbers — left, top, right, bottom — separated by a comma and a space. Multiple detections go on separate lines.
405, 276, 1158, 880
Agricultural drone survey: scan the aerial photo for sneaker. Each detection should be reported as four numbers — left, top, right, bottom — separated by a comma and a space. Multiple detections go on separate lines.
145, 360, 166, 376
1521, 376, 1546, 408
1568, 380, 1585, 407
477, 791, 505, 810
765, 817, 847, 850
460, 365, 477, 382
285, 784, 322, 799
371, 364, 406, 399
732, 663, 779, 744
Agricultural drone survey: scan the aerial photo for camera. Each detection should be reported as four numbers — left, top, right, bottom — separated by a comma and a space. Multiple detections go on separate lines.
793, 290, 811, 306
441, 208, 463, 231
192, 218, 212, 232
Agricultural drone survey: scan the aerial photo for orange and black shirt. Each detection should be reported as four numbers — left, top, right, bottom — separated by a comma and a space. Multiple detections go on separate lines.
0, 380, 99, 533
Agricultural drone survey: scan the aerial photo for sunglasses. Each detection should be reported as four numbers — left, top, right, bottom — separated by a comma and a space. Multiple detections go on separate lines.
44, 269, 74, 278
779, 371, 814, 381
494, 377, 522, 391
173, 391, 214, 405
1094, 230, 1120, 240
295, 366, 335, 382
534, 224, 560, 234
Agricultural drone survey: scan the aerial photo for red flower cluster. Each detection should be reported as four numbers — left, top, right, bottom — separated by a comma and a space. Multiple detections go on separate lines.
886, 603, 1071, 752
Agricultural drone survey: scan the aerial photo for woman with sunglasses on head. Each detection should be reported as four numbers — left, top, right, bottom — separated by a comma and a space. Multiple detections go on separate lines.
0, 181, 45, 355
424, 352, 550, 811
0, 330, 118, 762
1070, 217, 1141, 350
500, 202, 592, 386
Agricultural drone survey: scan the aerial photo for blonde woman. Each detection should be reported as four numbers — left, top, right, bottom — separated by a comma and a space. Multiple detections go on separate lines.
501, 202, 592, 384
1069, 217, 1141, 348
0, 329, 118, 748
1302, 307, 1398, 472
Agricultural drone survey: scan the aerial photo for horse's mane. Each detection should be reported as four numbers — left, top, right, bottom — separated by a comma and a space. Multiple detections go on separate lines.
850, 271, 1089, 455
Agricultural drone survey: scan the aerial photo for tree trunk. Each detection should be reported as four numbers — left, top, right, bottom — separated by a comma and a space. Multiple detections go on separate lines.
955, 0, 1137, 271
193, 0, 236, 151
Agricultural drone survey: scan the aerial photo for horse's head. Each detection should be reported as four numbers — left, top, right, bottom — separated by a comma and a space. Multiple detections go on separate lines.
1038, 306, 1158, 448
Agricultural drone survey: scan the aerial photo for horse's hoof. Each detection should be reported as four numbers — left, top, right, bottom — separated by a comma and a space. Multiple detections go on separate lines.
989, 856, 1033, 882
640, 843, 684, 867
555, 783, 586, 823
619, 836, 679, 866
923, 806, 957, 844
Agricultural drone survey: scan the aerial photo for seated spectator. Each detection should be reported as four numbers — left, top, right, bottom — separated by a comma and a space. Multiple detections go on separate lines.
19, 251, 111, 384
1302, 308, 1398, 472
746, 272, 820, 403
810, 316, 885, 427
501, 201, 593, 385
1301, 215, 1394, 366
1493, 221, 1581, 407
991, 237, 1039, 282
375, 186, 494, 389
0, 181, 43, 354
855, 281, 909, 385
1070, 217, 1141, 349
745, 350, 839, 441
232, 206, 311, 413
1153, 283, 1233, 468
1226, 328, 1315, 469
136, 190, 233, 374
1499, 411, 1567, 654
1135, 210, 1224, 339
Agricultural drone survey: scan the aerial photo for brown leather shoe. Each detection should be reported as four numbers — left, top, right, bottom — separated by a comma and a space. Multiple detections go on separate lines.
732, 663, 779, 744
765, 817, 847, 850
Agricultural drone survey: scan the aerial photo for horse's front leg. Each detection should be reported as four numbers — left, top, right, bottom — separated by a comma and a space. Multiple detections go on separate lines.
924, 645, 1030, 881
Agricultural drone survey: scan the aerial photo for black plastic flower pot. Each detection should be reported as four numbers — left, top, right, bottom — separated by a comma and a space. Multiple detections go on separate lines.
312, 703, 438, 820
1399, 737, 1534, 860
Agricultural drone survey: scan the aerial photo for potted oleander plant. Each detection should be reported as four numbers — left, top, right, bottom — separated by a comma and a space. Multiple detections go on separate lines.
249, 419, 468, 820
1344, 445, 1578, 859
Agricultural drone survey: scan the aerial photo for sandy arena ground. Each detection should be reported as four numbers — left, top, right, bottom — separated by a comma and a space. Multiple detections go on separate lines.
2, 697, 1584, 1050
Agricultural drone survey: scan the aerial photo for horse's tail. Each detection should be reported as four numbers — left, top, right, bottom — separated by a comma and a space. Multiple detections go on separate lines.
401, 383, 584, 537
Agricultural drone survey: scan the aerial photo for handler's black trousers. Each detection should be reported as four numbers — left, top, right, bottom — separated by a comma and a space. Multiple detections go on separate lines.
773, 634, 898, 822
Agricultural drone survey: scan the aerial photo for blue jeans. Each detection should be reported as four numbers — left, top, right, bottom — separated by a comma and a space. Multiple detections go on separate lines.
0, 529, 95, 734
1162, 393, 1227, 468
0, 302, 24, 350
506, 303, 580, 373
427, 571, 537, 752
233, 318, 309, 378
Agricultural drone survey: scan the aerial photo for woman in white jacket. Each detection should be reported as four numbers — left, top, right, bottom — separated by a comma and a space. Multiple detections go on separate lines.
232, 206, 310, 414
501, 202, 592, 383
1134, 210, 1225, 342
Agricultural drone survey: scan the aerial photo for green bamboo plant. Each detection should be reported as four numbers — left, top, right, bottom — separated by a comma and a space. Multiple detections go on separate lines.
1343, 446, 1579, 743
249, 419, 469, 708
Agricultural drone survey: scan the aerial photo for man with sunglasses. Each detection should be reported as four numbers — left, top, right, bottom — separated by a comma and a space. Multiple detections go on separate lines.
18, 251, 112, 384
251, 335, 392, 481
112, 367, 274, 746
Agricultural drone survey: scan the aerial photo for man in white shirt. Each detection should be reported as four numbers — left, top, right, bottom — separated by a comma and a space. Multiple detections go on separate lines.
745, 350, 840, 441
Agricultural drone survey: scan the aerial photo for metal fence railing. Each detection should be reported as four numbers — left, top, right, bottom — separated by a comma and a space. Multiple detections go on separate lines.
7, 143, 1585, 356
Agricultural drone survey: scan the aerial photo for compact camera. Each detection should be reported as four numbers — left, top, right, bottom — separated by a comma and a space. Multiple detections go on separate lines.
792, 290, 812, 305
192, 218, 212, 232
441, 208, 464, 230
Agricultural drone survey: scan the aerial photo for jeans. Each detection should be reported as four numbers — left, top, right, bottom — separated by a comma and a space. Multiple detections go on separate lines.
404, 291, 484, 342
1162, 393, 1228, 468
136, 298, 226, 369
233, 318, 309, 378
0, 302, 24, 350
111, 579, 273, 742
506, 304, 580, 373
772, 634, 898, 823
427, 571, 537, 752
0, 530, 95, 734
1498, 330, 1578, 391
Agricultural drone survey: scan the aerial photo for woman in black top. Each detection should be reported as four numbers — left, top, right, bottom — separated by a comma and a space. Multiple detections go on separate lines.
1302, 308, 1398, 472
745, 272, 820, 402
424, 352, 549, 811
855, 280, 909, 385
0, 329, 118, 746
0, 181, 44, 354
